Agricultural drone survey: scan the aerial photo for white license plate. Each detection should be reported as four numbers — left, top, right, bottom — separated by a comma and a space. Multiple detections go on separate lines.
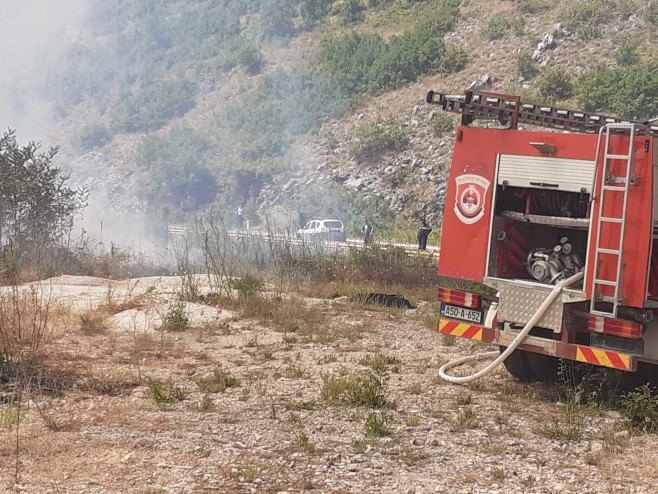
441, 303, 483, 324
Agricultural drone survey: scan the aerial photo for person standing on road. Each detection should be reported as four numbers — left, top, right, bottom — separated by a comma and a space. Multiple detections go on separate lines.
363, 221, 374, 247
236, 205, 244, 228
417, 219, 432, 251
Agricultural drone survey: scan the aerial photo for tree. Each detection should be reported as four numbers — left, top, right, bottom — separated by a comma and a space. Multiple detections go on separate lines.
259, 0, 297, 38
339, 0, 366, 25
536, 68, 574, 102
137, 127, 218, 211
0, 130, 87, 249
297, 0, 333, 29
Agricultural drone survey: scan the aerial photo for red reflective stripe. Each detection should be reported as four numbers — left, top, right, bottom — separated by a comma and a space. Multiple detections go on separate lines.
462, 325, 481, 339
579, 346, 599, 365
440, 321, 459, 333
588, 315, 642, 339
606, 351, 626, 369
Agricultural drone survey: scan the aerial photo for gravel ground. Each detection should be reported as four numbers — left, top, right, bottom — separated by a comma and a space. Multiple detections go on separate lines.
1, 276, 657, 493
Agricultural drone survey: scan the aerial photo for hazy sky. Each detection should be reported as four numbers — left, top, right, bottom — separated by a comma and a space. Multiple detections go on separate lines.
0, 0, 88, 138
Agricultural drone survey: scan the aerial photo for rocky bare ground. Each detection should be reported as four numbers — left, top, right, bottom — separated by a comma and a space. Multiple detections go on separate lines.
1, 275, 657, 493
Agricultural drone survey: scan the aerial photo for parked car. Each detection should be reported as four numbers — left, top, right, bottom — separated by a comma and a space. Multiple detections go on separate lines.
296, 219, 347, 242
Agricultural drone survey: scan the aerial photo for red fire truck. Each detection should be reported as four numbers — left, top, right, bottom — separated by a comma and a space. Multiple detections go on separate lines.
428, 90, 658, 383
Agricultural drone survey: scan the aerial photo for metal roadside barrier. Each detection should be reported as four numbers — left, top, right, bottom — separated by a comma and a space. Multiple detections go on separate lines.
165, 225, 439, 258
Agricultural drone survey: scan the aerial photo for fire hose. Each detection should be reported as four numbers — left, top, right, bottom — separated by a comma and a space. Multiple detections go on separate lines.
438, 271, 584, 384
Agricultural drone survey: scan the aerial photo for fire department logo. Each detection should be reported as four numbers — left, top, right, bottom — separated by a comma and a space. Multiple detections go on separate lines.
454, 174, 491, 225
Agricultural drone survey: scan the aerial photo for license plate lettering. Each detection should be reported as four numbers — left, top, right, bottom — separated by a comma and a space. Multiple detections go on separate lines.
441, 303, 482, 324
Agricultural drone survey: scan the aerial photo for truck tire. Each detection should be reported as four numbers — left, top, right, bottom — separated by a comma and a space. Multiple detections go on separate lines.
501, 348, 535, 382
500, 327, 559, 383
500, 348, 559, 383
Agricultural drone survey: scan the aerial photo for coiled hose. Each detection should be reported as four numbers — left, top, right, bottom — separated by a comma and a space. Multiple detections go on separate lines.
438, 271, 584, 384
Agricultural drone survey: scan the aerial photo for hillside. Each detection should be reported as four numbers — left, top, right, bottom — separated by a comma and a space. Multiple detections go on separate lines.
5, 0, 658, 239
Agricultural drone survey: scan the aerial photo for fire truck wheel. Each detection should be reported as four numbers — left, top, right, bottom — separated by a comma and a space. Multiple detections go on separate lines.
500, 326, 560, 383
525, 352, 559, 383
500, 348, 559, 383
500, 347, 535, 382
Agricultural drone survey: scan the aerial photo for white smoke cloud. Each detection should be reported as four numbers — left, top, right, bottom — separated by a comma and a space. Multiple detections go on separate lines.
0, 0, 88, 139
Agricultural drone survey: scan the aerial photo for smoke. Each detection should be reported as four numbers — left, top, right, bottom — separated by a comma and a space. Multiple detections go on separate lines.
0, 1, 163, 251
0, 0, 88, 139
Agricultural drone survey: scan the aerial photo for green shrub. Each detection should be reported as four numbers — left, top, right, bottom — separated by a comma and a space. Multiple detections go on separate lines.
348, 117, 408, 162
293, 431, 315, 450
575, 60, 658, 119
453, 408, 478, 431
482, 14, 524, 40
317, 1, 461, 96
147, 379, 185, 405
111, 79, 198, 133
620, 384, 658, 433
339, 0, 366, 25
321, 369, 389, 408
196, 368, 240, 393
230, 275, 265, 298
482, 14, 510, 40
429, 113, 455, 136
645, 1, 658, 25
298, 0, 333, 28
76, 124, 113, 151
0, 130, 87, 250
536, 68, 574, 101
137, 127, 217, 209
615, 38, 639, 66
161, 300, 189, 331
561, 0, 615, 40
364, 412, 392, 437
515, 0, 552, 14
236, 44, 263, 75
359, 353, 401, 374
517, 53, 539, 79
259, 0, 297, 37
417, 0, 461, 35
227, 69, 348, 160
543, 401, 584, 441
438, 45, 469, 74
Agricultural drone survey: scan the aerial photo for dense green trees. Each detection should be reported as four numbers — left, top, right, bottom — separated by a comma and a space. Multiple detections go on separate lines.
228, 68, 349, 161
137, 127, 218, 210
575, 60, 658, 120
0, 130, 86, 248
111, 80, 198, 134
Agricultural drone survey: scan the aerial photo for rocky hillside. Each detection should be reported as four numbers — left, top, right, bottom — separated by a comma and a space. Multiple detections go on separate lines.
268, 0, 658, 228
12, 0, 658, 237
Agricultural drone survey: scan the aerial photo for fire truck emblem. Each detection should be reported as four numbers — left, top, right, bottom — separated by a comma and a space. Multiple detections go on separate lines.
454, 174, 491, 225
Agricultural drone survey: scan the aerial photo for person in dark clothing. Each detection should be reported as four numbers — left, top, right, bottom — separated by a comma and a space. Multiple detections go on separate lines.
363, 221, 374, 247
236, 205, 244, 228
417, 220, 432, 250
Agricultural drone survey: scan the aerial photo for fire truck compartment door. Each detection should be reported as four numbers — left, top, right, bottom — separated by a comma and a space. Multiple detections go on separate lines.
498, 155, 597, 193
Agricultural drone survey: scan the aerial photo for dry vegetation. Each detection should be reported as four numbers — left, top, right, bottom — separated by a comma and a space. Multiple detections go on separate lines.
1, 232, 658, 492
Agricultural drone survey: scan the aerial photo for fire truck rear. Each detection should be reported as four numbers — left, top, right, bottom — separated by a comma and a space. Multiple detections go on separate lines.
428, 90, 658, 382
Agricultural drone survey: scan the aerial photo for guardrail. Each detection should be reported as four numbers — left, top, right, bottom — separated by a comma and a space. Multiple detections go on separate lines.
165, 225, 439, 258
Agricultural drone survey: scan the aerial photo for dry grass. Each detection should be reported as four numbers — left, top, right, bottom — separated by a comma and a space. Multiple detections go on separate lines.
195, 367, 239, 393
79, 311, 108, 335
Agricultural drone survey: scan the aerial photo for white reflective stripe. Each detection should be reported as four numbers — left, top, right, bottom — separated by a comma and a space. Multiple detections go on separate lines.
594, 318, 605, 333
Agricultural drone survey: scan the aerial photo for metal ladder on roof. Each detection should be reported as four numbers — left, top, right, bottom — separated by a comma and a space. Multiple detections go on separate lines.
425, 90, 658, 137
590, 123, 637, 318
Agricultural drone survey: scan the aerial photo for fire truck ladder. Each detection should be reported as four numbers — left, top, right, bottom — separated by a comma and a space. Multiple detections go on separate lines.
590, 123, 637, 318
426, 90, 658, 137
